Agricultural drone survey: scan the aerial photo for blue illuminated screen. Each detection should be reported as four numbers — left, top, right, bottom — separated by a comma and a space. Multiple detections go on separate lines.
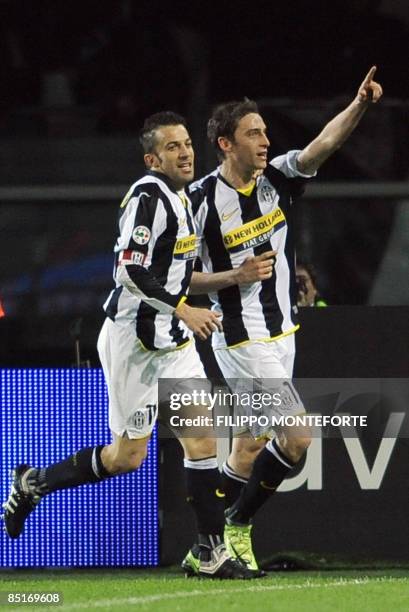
0, 369, 159, 567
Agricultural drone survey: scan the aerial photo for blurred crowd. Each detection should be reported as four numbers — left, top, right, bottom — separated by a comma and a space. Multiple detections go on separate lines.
0, 0, 408, 136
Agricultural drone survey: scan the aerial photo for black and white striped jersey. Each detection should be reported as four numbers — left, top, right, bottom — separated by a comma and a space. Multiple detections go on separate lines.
103, 171, 198, 351
190, 150, 315, 349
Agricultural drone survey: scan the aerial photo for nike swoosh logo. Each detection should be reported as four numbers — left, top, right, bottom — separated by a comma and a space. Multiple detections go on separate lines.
215, 488, 225, 498
221, 209, 238, 222
260, 481, 276, 491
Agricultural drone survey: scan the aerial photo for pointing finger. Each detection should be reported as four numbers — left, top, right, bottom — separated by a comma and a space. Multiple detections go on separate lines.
256, 250, 277, 261
364, 65, 376, 84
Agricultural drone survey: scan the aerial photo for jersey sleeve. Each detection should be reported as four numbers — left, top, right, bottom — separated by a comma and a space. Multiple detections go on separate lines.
115, 191, 185, 315
270, 150, 317, 179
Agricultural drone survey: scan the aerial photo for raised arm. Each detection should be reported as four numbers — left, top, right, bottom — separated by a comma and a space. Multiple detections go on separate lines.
189, 250, 276, 295
297, 66, 383, 176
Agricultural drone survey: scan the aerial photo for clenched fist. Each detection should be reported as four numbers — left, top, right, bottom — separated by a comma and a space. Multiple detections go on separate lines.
235, 250, 277, 284
174, 302, 223, 340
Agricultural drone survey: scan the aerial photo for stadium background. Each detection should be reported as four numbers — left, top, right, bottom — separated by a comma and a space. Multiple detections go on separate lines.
0, 0, 408, 576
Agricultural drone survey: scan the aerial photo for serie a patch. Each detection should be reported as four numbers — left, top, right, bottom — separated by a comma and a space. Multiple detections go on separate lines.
173, 234, 198, 260
132, 225, 151, 245
223, 208, 286, 253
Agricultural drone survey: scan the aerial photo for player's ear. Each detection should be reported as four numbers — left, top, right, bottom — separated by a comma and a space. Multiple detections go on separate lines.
218, 136, 232, 154
144, 153, 157, 169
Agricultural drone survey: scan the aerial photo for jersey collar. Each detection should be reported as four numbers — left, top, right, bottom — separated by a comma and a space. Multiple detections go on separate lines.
147, 170, 181, 194
217, 171, 256, 196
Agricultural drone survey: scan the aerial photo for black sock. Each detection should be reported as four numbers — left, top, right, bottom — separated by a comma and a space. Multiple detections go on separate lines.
220, 461, 248, 509
228, 438, 295, 524
37, 446, 111, 494
184, 456, 225, 539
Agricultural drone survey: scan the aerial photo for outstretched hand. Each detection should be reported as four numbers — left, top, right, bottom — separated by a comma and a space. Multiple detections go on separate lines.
357, 66, 383, 104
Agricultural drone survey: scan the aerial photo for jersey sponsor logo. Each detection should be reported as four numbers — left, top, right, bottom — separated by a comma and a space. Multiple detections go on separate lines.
223, 208, 286, 253
132, 225, 151, 245
221, 208, 238, 222
119, 249, 146, 266
173, 233, 198, 260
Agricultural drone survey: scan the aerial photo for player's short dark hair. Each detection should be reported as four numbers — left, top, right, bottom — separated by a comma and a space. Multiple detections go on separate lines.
139, 111, 187, 153
207, 98, 259, 159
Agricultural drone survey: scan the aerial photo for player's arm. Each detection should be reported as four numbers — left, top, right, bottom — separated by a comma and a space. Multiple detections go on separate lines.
118, 257, 184, 314
119, 260, 222, 339
189, 250, 276, 294
116, 193, 183, 315
297, 66, 383, 175
117, 193, 222, 338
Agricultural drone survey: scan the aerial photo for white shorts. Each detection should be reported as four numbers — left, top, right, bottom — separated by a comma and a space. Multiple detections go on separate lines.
214, 334, 303, 437
97, 318, 206, 439
214, 333, 296, 379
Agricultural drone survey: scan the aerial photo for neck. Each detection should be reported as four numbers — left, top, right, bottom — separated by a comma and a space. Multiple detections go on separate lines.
149, 168, 184, 192
220, 160, 255, 189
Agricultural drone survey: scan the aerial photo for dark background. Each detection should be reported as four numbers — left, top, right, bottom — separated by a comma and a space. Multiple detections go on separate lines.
1, 0, 409, 121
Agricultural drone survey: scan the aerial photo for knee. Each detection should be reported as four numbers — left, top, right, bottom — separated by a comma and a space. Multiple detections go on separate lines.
124, 449, 147, 472
230, 439, 266, 478
103, 446, 148, 475
183, 436, 217, 460
282, 435, 311, 464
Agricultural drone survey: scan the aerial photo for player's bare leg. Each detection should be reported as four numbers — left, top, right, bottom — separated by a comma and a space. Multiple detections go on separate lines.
101, 433, 150, 474
2, 433, 150, 538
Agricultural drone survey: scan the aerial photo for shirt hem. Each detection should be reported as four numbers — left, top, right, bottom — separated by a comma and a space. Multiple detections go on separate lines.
214, 325, 300, 350
138, 337, 192, 353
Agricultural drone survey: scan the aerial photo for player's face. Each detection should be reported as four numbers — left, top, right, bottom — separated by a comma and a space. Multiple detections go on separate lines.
230, 113, 270, 172
147, 124, 194, 190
